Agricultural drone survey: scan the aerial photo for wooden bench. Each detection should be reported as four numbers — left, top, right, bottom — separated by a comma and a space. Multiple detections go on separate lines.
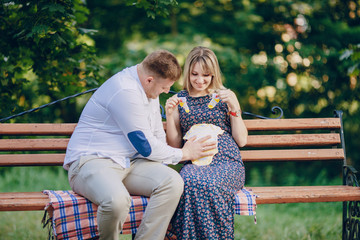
1, 110, 359, 239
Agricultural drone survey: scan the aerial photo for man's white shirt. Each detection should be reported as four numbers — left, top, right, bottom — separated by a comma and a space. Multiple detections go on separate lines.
63, 65, 182, 170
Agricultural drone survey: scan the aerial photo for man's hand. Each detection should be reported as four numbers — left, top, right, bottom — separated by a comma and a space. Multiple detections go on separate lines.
181, 135, 217, 161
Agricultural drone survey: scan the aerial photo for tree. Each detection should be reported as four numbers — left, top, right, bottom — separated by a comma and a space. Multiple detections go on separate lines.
0, 0, 102, 122
0, 0, 179, 123
83, 0, 360, 182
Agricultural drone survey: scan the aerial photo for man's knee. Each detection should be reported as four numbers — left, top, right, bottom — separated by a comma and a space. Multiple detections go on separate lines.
161, 170, 184, 200
99, 193, 132, 216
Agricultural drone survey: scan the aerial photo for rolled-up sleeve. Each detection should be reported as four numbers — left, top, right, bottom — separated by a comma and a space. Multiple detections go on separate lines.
107, 89, 182, 165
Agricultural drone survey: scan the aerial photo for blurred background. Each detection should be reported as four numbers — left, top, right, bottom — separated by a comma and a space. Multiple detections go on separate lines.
1, 0, 359, 239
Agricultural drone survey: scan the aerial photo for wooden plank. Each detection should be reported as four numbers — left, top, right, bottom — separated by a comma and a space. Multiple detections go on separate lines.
0, 134, 340, 151
0, 199, 49, 211
0, 192, 49, 211
246, 133, 341, 147
243, 118, 341, 131
251, 185, 360, 204
240, 149, 344, 161
0, 192, 51, 199
249, 185, 351, 192
0, 139, 69, 151
1, 185, 360, 211
0, 118, 341, 135
0, 149, 344, 166
0, 123, 76, 135
0, 154, 65, 166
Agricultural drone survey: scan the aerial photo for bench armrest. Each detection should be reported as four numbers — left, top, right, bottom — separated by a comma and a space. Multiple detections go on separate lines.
344, 165, 360, 187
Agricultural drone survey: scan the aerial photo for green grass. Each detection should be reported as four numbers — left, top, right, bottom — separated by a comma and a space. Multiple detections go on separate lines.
0, 167, 343, 239
0, 203, 342, 239
234, 202, 342, 240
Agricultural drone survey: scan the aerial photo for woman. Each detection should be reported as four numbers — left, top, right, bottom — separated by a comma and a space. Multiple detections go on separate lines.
165, 46, 248, 239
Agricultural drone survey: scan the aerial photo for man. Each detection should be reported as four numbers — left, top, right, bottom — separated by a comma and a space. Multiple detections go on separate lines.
63, 50, 215, 240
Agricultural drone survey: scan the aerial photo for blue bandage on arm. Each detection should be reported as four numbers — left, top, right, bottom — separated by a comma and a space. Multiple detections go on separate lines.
128, 131, 152, 157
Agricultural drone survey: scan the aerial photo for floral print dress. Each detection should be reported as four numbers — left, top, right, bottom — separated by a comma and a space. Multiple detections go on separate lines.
171, 90, 245, 240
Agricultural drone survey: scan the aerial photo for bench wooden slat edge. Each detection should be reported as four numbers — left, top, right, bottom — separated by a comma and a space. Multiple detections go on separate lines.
0, 154, 65, 166
252, 185, 360, 204
0, 119, 340, 135
2, 185, 359, 211
246, 133, 341, 147
241, 149, 344, 161
244, 118, 341, 131
0, 134, 341, 151
0, 149, 344, 166
0, 192, 48, 211
0, 139, 69, 151
0, 123, 76, 135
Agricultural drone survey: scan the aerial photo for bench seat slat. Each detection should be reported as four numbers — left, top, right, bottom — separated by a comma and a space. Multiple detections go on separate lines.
241, 149, 344, 161
244, 118, 341, 131
252, 186, 360, 204
246, 133, 341, 147
1, 185, 359, 211
0, 198, 49, 211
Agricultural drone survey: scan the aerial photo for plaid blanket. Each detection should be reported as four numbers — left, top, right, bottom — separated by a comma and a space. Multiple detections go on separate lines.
43, 188, 257, 240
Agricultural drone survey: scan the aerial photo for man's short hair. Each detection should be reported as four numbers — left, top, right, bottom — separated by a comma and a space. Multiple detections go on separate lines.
142, 50, 182, 81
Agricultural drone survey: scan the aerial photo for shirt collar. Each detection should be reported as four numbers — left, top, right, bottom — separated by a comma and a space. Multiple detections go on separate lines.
130, 65, 149, 104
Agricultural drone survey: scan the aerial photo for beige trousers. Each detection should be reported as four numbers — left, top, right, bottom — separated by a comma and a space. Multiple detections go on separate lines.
68, 156, 184, 240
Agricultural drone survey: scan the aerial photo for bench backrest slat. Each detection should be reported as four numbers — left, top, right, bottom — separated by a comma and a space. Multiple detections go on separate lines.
244, 118, 341, 131
246, 133, 340, 147
0, 123, 76, 135
0, 133, 340, 151
241, 149, 344, 161
0, 139, 69, 151
0, 154, 65, 166
0, 117, 345, 167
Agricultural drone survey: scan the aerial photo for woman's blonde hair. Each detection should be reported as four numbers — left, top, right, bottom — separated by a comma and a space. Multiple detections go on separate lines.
182, 46, 224, 93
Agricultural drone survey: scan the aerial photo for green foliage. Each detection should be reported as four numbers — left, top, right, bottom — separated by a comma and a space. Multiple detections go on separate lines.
0, 0, 102, 123
125, 0, 178, 19
86, 0, 360, 174
340, 43, 360, 77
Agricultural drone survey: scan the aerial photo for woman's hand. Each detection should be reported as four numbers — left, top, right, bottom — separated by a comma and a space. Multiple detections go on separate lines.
217, 89, 241, 112
217, 89, 248, 147
165, 95, 180, 117
165, 95, 183, 147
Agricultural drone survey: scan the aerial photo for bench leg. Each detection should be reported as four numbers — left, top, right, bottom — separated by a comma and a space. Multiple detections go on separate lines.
343, 166, 360, 239
343, 200, 360, 240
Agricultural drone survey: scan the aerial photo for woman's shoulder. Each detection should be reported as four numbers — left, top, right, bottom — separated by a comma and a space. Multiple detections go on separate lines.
177, 90, 188, 97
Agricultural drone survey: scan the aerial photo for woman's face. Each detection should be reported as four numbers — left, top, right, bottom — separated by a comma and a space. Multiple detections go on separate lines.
189, 62, 213, 97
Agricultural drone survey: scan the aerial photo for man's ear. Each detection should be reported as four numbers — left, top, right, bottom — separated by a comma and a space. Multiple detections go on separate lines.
145, 76, 154, 84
